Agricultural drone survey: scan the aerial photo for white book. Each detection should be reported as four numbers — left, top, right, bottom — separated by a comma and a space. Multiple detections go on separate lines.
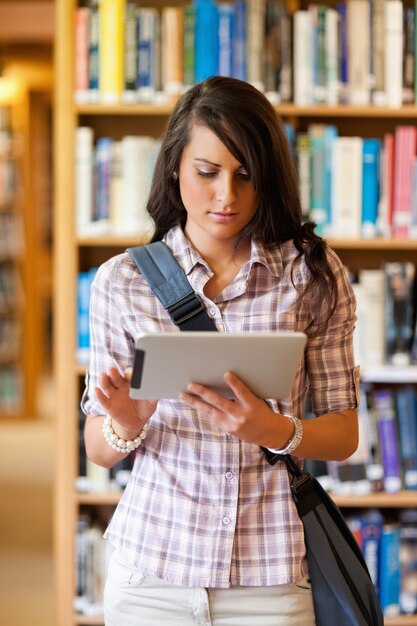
384, 0, 403, 108
293, 11, 313, 105
347, 0, 371, 105
246, 0, 266, 92
372, 0, 386, 104
119, 136, 156, 235
75, 127, 94, 235
331, 136, 363, 238
358, 269, 386, 367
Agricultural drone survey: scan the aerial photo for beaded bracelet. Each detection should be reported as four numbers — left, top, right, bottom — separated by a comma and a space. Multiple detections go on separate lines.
102, 415, 150, 454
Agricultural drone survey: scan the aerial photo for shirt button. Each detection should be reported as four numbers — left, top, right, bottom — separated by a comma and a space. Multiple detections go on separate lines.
222, 516, 231, 525
225, 471, 234, 480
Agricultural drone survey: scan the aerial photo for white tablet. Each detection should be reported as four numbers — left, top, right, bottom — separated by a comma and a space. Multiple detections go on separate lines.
129, 331, 306, 400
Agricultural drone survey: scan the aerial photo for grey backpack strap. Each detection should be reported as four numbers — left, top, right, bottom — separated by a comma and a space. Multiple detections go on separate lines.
126, 241, 217, 331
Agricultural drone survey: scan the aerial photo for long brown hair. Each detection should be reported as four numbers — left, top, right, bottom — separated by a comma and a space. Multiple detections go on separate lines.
147, 76, 337, 330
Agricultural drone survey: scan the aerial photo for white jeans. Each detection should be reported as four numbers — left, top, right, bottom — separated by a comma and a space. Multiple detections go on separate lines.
104, 551, 316, 626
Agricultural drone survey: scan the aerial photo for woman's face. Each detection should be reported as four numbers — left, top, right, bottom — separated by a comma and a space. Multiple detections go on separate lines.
178, 124, 259, 247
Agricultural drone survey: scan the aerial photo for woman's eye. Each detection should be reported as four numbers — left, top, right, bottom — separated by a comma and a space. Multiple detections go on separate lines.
238, 172, 250, 181
197, 169, 217, 178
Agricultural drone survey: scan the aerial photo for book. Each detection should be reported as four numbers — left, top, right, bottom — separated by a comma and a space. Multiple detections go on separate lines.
372, 0, 386, 104
308, 124, 327, 234
183, 4, 196, 87
94, 137, 113, 228
296, 133, 311, 220
217, 3, 234, 78
88, 0, 100, 102
331, 136, 363, 238
399, 509, 417, 614
384, 261, 415, 365
161, 7, 184, 96
325, 7, 339, 105
347, 0, 371, 105
76, 267, 98, 365
336, 2, 348, 103
392, 126, 417, 238
293, 10, 313, 105
232, 0, 247, 81
75, 126, 94, 235
384, 0, 403, 107
99, 0, 125, 104
379, 523, 400, 617
360, 509, 383, 593
246, 0, 265, 91
195, 0, 218, 83
74, 6, 90, 104
137, 8, 160, 102
377, 132, 394, 237
395, 386, 417, 489
122, 1, 138, 104
361, 138, 381, 239
373, 388, 402, 493
403, 8, 415, 105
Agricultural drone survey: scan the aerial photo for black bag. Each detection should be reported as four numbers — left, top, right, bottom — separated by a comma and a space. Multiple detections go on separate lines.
127, 241, 384, 626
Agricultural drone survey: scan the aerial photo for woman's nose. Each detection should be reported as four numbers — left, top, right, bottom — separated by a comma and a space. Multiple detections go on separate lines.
216, 174, 238, 206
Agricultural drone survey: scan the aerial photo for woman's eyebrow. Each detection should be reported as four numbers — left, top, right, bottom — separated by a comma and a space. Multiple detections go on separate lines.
194, 158, 221, 167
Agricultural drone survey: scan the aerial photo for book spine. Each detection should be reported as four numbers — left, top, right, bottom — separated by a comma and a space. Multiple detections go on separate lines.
392, 126, 417, 238
75, 126, 94, 235
403, 8, 415, 105
399, 510, 417, 614
123, 1, 138, 103
374, 388, 402, 493
217, 3, 234, 78
293, 11, 313, 105
379, 524, 400, 617
99, 0, 125, 104
358, 269, 386, 367
88, 1, 100, 101
361, 138, 381, 238
183, 4, 196, 87
94, 137, 113, 227
161, 7, 184, 96
136, 8, 158, 101
246, 0, 265, 91
74, 6, 90, 104
325, 7, 339, 105
347, 0, 371, 105
372, 0, 385, 104
384, 0, 403, 107
395, 386, 417, 489
331, 136, 363, 238
384, 261, 415, 365
232, 0, 247, 81
195, 0, 218, 83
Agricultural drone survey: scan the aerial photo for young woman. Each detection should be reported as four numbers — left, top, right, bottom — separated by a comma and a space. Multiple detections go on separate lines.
82, 76, 360, 626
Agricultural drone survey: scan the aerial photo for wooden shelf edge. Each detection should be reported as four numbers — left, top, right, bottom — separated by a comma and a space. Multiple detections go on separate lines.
76, 491, 122, 506
333, 491, 417, 508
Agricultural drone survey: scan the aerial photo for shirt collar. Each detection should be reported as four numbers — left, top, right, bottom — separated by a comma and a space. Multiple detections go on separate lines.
164, 224, 285, 278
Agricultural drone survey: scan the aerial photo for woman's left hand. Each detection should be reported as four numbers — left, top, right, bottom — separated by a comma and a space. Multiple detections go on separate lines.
180, 371, 290, 448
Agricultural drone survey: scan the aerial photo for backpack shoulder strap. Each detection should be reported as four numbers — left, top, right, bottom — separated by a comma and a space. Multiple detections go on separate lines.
126, 241, 217, 331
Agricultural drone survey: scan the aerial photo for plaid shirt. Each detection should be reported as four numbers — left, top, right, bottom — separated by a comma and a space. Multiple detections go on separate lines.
82, 225, 358, 588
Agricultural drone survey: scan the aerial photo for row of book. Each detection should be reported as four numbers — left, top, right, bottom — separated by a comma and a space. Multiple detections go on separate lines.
76, 123, 417, 241
75, 515, 111, 616
290, 123, 417, 241
76, 127, 159, 236
75, 0, 413, 107
74, 508, 417, 618
345, 509, 417, 616
353, 262, 417, 369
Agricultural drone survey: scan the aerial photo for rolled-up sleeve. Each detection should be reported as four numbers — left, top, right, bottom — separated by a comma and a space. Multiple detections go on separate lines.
305, 250, 359, 416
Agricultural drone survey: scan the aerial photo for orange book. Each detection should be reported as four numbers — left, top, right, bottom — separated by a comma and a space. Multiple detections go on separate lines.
161, 7, 184, 97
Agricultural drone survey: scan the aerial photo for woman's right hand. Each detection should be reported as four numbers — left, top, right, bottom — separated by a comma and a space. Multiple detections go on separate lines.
95, 366, 157, 440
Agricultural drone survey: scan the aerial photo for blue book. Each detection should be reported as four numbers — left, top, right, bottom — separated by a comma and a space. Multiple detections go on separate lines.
361, 138, 381, 238
373, 389, 402, 493
195, 0, 218, 82
399, 509, 417, 614
217, 3, 234, 77
233, 0, 247, 80
324, 125, 338, 234
395, 386, 417, 489
379, 524, 400, 617
361, 509, 383, 594
136, 9, 158, 95
76, 268, 98, 365
309, 124, 326, 235
94, 137, 113, 222
336, 2, 348, 103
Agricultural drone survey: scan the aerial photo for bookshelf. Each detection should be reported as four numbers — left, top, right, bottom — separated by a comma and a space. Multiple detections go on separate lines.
54, 0, 417, 624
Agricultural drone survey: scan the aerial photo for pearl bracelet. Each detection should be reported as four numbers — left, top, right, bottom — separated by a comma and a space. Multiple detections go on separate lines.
102, 415, 149, 454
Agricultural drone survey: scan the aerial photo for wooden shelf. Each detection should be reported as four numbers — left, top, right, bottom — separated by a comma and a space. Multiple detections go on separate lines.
77, 234, 149, 247
333, 491, 417, 509
76, 491, 122, 506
